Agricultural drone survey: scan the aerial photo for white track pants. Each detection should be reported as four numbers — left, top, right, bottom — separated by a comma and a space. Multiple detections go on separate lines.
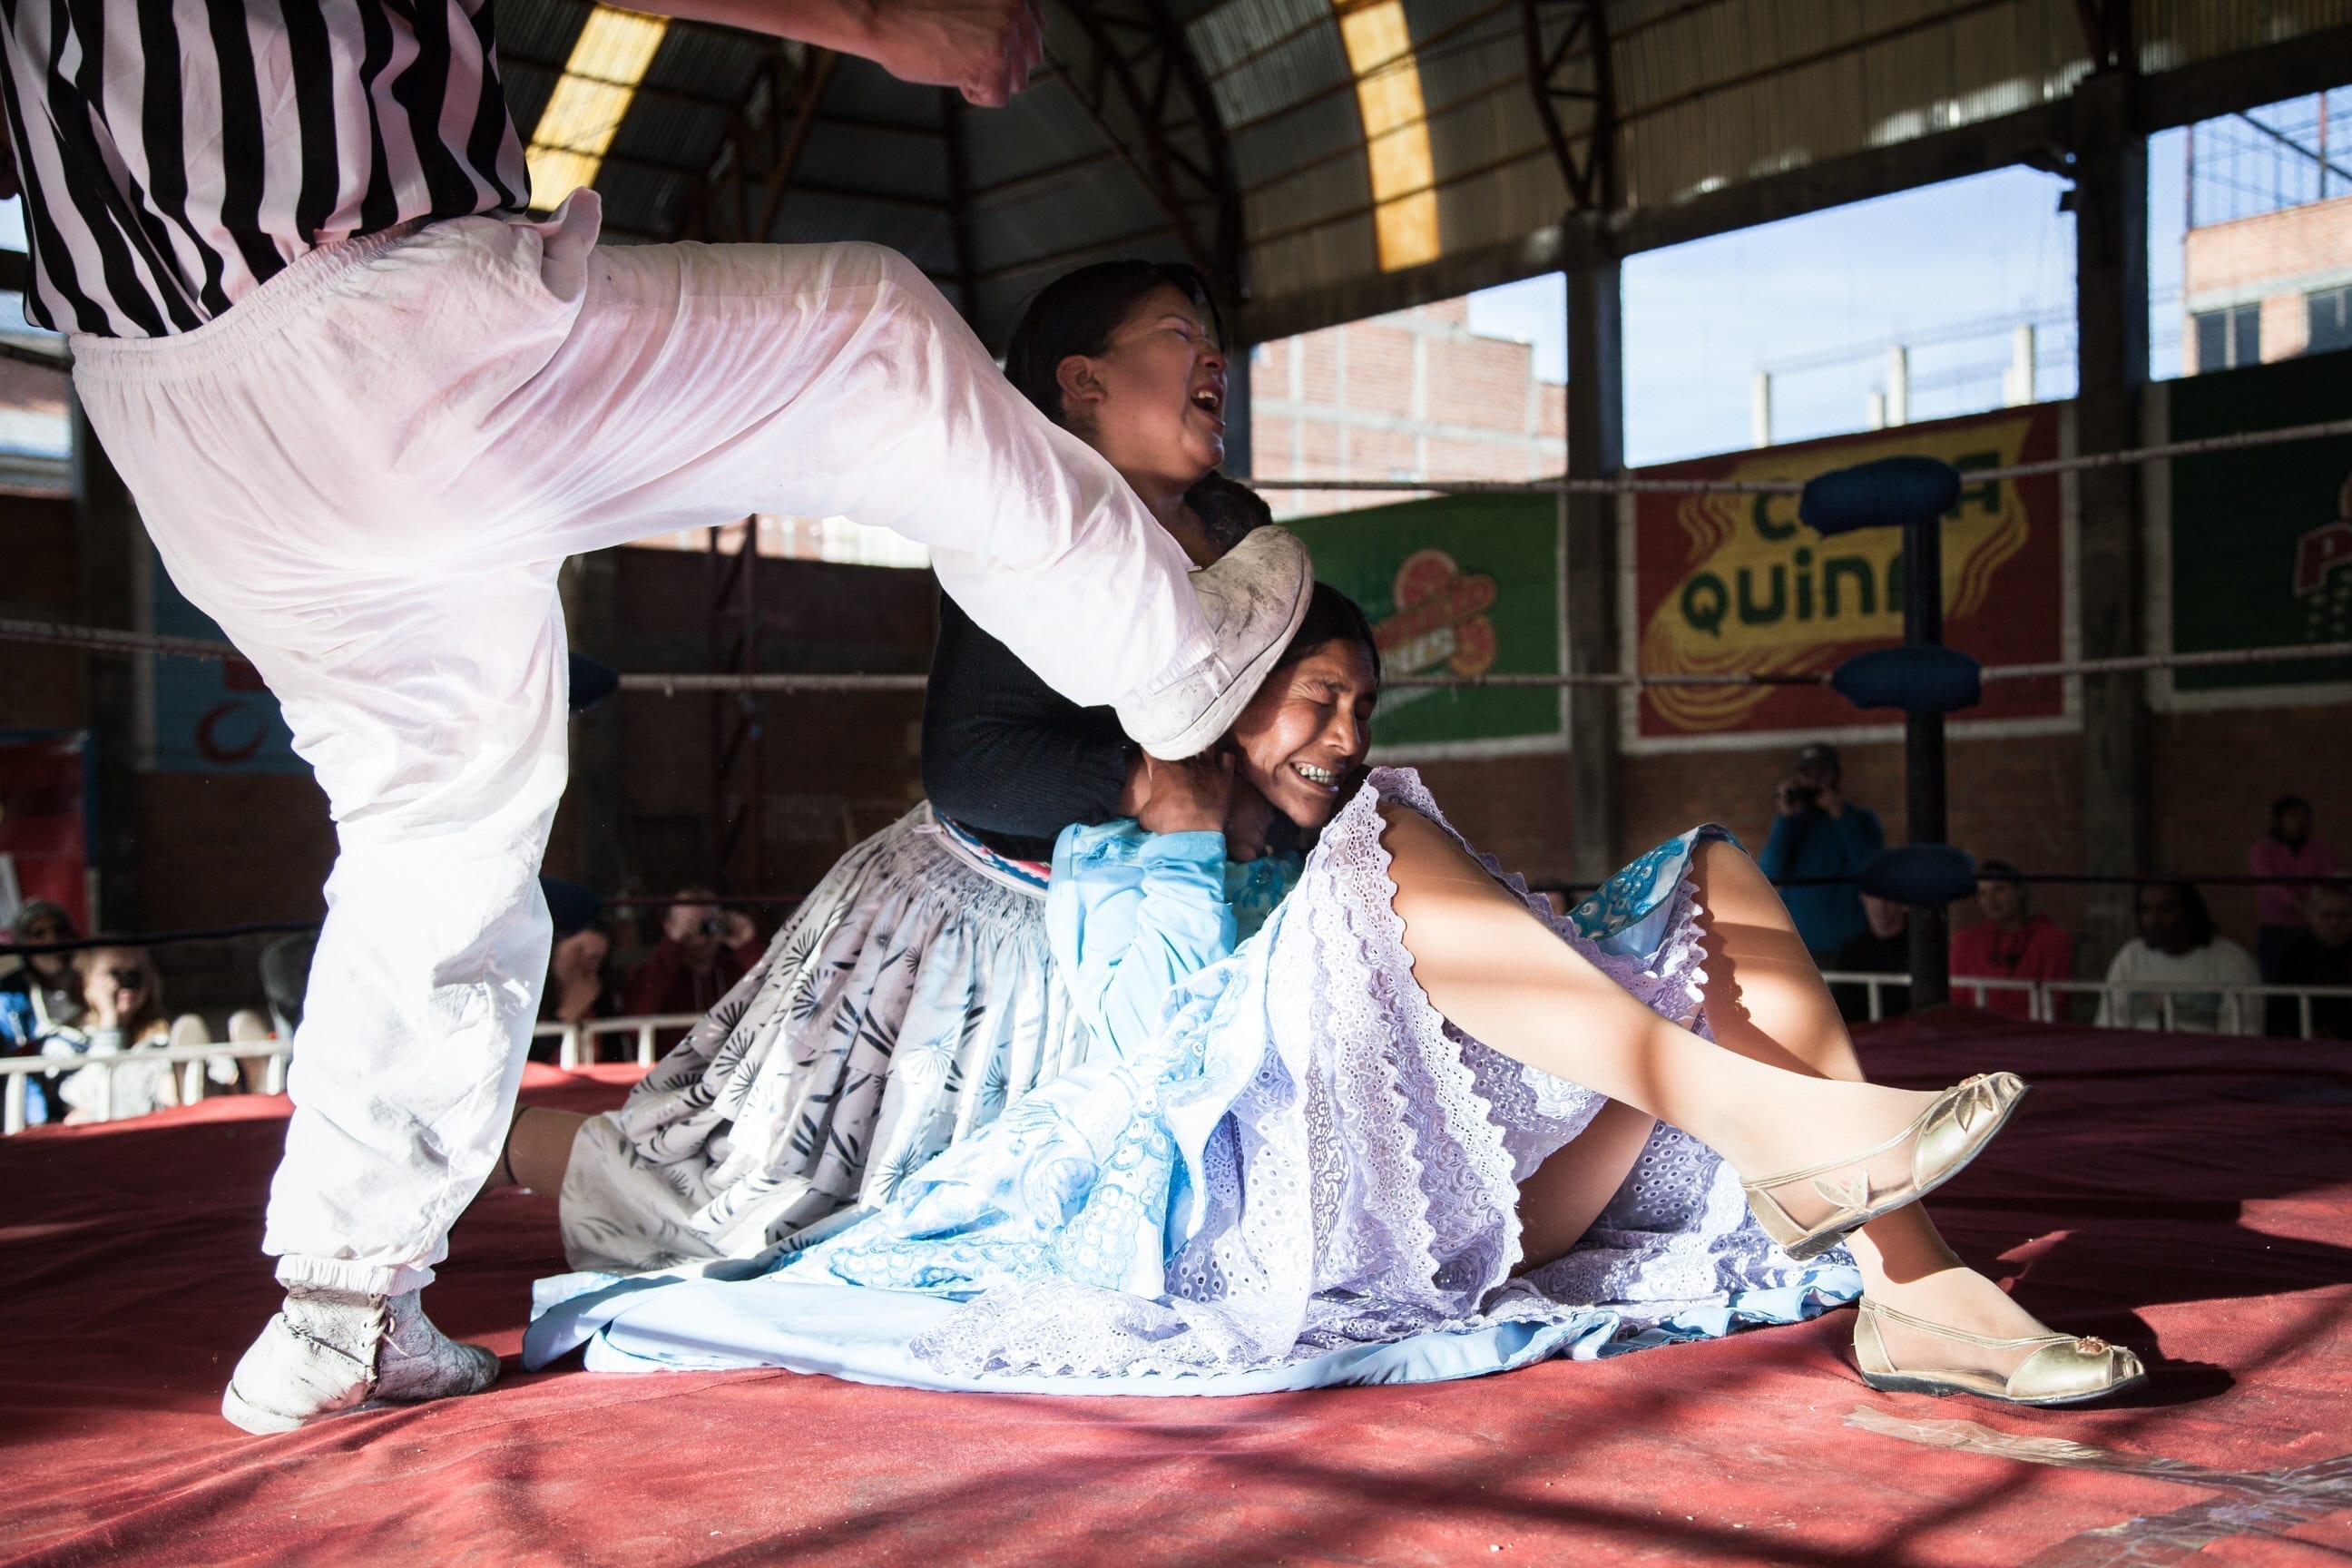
70, 194, 1208, 1295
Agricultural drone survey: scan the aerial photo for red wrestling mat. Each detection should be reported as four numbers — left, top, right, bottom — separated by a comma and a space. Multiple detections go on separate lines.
4, 1021, 2348, 1568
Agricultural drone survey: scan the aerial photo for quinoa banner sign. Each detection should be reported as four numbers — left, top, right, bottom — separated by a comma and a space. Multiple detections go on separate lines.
1627, 406, 2067, 747
1287, 494, 1564, 755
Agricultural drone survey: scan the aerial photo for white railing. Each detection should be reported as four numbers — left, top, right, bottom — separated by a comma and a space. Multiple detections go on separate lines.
2043, 978, 2352, 1038
529, 1014, 702, 1069
1, 1039, 289, 1136
1, 1012, 703, 1135
1818, 973, 2352, 1036
1819, 971, 2042, 1023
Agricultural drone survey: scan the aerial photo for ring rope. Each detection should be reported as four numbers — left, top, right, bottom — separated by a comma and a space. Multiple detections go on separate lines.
15, 872, 2344, 954
1234, 415, 2352, 495
5, 618, 2346, 690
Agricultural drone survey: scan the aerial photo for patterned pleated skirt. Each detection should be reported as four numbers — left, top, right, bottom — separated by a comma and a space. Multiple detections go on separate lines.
559, 804, 1088, 1273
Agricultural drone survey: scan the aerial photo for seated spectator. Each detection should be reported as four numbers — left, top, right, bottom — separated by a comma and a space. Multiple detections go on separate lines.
44, 946, 183, 1122
1828, 893, 1911, 1024
1, 898, 83, 1123
1950, 860, 2073, 1019
2096, 881, 2260, 1034
2251, 796, 2337, 983
2271, 881, 2352, 1039
623, 890, 761, 1020
534, 876, 616, 1062
259, 932, 316, 1041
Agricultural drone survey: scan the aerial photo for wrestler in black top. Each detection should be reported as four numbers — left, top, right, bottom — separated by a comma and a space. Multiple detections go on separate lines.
923, 472, 1269, 861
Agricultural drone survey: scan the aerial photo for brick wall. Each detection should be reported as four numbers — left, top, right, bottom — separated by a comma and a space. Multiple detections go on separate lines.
2151, 701, 2352, 947
1252, 299, 1568, 517
563, 545, 936, 946
0, 495, 84, 730
2184, 195, 2352, 299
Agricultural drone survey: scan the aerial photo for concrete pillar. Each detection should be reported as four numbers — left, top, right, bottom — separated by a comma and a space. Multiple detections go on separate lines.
70, 399, 142, 933
1563, 216, 1624, 886
2004, 323, 2037, 407
2071, 68, 2152, 973
1223, 342, 1252, 479
1750, 371, 1772, 449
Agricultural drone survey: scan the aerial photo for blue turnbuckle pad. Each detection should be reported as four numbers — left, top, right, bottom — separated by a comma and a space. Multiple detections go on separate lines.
539, 875, 605, 938
568, 652, 621, 713
1830, 644, 1983, 714
1798, 456, 1964, 537
1859, 845, 1979, 906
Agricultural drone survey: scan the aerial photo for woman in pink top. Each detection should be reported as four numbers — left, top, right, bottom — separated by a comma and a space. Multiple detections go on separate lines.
2252, 797, 2339, 982
1951, 861, 2073, 1019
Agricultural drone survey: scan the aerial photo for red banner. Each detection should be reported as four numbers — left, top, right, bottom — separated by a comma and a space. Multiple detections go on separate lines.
1630, 407, 2067, 741
0, 731, 89, 933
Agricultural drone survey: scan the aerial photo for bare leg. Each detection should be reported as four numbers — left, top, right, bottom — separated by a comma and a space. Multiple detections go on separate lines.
1513, 1099, 1656, 1274
1378, 804, 1955, 1230
1686, 838, 2069, 1361
500, 1108, 587, 1195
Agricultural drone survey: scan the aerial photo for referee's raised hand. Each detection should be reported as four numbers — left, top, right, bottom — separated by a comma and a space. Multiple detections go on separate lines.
663, 0, 1045, 107
861, 0, 1045, 106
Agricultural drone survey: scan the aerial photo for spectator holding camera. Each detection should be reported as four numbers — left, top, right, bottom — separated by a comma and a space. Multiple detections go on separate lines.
1757, 741, 1886, 965
622, 890, 762, 1018
45, 946, 183, 1122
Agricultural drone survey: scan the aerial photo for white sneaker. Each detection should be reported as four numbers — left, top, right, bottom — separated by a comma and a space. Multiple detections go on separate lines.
220, 1287, 499, 1435
1114, 525, 1313, 760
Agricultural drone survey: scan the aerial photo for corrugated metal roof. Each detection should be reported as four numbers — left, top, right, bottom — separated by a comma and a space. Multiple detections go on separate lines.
513, 0, 2351, 343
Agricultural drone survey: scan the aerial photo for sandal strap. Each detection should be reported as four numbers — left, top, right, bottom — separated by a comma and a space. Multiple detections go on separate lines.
1861, 1298, 2071, 1354
1740, 1076, 1987, 1193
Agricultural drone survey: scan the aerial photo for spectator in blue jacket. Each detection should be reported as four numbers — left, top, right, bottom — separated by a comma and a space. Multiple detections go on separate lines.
2, 899, 84, 1125
1758, 741, 1886, 963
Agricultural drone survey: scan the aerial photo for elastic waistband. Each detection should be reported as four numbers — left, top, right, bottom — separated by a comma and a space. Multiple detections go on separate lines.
70, 219, 437, 385
926, 808, 1051, 897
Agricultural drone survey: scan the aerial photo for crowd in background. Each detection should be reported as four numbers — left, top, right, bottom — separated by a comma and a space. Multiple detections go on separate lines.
0, 885, 775, 1125
5, 777, 2347, 1131
1763, 748, 2346, 1037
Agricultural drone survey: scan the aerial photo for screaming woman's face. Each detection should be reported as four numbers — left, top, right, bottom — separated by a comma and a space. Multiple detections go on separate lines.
1055, 285, 1227, 493
1228, 640, 1378, 832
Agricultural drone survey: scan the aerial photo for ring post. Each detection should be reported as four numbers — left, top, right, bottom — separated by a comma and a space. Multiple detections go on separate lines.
1804, 456, 1967, 1012
1900, 510, 1951, 1009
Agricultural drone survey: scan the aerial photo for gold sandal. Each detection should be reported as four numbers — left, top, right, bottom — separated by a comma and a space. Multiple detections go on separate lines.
1740, 1073, 2028, 1260
1853, 1298, 2148, 1406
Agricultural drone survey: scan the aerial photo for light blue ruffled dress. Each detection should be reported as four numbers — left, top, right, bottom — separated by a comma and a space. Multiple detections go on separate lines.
526, 769, 1858, 1391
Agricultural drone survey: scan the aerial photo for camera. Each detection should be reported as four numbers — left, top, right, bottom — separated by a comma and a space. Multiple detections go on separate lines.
1776, 784, 1819, 808
108, 966, 148, 989
698, 915, 728, 938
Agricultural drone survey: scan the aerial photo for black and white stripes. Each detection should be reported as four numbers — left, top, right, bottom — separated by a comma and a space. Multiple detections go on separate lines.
0, 0, 528, 338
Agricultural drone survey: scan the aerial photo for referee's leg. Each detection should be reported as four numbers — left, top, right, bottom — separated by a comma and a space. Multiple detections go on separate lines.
74, 250, 582, 1426
220, 571, 570, 1432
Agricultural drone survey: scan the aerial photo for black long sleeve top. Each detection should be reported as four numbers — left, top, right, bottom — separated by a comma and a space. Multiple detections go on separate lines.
921, 594, 1135, 862
920, 476, 1270, 862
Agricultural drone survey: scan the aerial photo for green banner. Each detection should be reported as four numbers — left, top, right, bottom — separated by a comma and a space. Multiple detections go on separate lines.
2170, 350, 2352, 691
1286, 494, 1563, 751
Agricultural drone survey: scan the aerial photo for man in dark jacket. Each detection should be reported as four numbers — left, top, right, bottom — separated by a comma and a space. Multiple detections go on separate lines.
1757, 742, 1886, 965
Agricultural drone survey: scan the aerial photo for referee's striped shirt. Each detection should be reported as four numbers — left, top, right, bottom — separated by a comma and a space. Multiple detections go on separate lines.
0, 0, 527, 338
